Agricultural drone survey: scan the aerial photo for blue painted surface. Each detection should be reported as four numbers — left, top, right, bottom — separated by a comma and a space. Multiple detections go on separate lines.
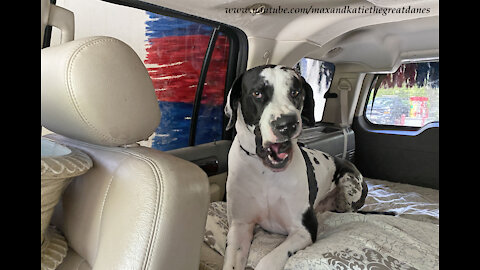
145, 12, 213, 38
152, 101, 224, 151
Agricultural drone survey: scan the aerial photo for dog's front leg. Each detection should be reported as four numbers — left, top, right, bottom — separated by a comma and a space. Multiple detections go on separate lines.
254, 227, 313, 270
223, 221, 255, 270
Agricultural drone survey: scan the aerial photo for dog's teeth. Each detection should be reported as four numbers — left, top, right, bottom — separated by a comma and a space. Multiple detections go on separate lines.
268, 155, 279, 164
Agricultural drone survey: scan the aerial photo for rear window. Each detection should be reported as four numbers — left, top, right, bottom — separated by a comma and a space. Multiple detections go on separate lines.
293, 58, 335, 123
365, 61, 439, 127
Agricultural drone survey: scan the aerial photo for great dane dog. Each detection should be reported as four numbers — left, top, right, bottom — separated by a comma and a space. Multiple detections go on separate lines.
223, 65, 368, 270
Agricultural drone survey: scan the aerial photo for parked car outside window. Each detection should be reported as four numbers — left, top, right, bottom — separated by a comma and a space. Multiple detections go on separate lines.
366, 61, 439, 127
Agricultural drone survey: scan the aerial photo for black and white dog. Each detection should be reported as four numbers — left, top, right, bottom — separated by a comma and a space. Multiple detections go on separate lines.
223, 65, 368, 270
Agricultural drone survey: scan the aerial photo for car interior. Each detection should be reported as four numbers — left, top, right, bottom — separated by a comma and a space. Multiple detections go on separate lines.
41, 0, 439, 269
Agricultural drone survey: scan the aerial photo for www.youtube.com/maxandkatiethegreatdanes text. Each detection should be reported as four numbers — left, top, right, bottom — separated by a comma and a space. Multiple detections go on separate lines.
224, 5, 431, 16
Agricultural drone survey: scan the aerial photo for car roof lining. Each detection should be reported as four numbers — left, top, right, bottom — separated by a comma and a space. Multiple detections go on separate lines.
141, 0, 438, 71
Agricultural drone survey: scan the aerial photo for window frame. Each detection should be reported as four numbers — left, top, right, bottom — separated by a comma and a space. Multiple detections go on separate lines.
363, 60, 439, 132
42, 0, 57, 48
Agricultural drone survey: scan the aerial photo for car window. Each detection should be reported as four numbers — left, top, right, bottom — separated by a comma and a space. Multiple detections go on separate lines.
293, 58, 335, 123
49, 0, 231, 151
144, 12, 230, 150
365, 61, 439, 127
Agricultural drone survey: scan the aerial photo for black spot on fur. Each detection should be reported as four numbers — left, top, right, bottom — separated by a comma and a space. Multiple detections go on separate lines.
241, 84, 274, 126
302, 207, 318, 243
288, 251, 293, 257
313, 157, 319, 164
332, 156, 361, 184
239, 66, 276, 127
323, 153, 329, 160
299, 146, 318, 207
287, 75, 305, 110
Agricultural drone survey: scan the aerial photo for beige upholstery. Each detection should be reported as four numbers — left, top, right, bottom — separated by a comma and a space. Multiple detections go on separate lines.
41, 36, 160, 147
42, 36, 210, 270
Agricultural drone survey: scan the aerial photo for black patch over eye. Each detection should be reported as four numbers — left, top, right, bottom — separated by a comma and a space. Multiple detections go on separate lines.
252, 90, 263, 99
291, 89, 300, 98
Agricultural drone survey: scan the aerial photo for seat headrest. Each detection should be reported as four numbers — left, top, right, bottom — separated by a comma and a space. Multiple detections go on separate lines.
41, 36, 161, 146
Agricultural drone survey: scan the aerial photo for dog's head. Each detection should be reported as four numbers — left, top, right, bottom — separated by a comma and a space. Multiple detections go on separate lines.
225, 64, 315, 171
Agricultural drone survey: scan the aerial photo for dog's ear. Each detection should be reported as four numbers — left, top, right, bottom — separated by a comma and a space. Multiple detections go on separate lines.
300, 76, 316, 127
225, 73, 244, 130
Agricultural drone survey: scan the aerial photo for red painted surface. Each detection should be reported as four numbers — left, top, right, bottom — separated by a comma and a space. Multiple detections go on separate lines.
144, 35, 229, 105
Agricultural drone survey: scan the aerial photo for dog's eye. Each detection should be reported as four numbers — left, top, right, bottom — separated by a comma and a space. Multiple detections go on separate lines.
291, 90, 300, 98
252, 91, 263, 99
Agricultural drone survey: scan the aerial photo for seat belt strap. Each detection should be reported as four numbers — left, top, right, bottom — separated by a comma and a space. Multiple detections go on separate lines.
341, 126, 348, 159
338, 78, 351, 159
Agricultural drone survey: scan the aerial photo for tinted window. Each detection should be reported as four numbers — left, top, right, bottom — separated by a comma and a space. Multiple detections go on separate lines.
366, 62, 439, 127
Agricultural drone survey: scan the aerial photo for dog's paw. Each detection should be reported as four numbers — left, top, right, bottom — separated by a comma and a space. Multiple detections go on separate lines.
335, 174, 367, 212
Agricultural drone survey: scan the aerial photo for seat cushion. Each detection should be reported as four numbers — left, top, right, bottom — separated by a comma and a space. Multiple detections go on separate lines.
57, 248, 92, 270
49, 134, 210, 270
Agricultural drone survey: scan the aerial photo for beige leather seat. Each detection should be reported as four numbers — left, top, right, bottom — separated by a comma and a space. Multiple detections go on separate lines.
42, 36, 210, 270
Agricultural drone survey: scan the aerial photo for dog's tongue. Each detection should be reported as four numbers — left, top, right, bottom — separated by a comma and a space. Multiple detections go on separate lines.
270, 143, 288, 159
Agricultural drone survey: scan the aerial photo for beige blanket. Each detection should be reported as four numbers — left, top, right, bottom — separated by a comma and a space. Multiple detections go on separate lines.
204, 178, 439, 269
361, 178, 439, 224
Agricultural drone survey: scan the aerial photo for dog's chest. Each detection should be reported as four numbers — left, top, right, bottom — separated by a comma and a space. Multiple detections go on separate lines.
256, 177, 308, 234
228, 143, 325, 233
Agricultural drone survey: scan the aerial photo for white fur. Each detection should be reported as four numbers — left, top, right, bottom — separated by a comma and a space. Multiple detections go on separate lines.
258, 67, 302, 147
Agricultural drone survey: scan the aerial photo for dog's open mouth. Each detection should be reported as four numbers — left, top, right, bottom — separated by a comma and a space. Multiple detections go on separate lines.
261, 141, 293, 170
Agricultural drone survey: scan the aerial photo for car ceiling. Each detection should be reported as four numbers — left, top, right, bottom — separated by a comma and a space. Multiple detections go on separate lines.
142, 0, 439, 71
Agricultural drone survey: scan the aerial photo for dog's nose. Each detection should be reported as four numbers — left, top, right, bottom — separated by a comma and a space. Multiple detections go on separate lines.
272, 114, 300, 137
